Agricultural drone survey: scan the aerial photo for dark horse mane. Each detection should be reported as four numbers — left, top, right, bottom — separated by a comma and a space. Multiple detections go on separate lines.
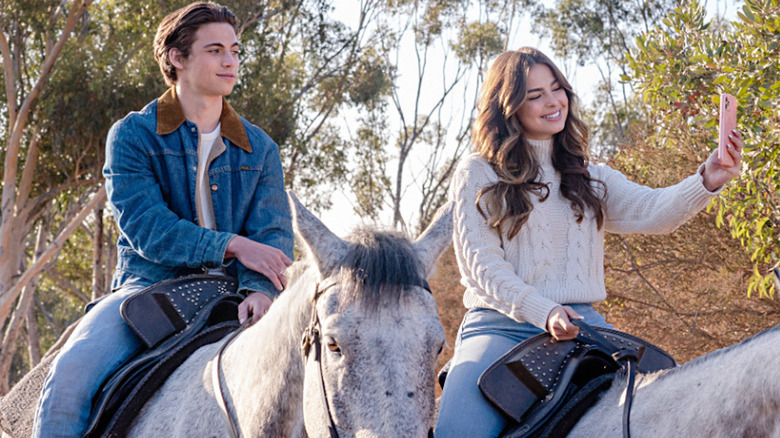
334, 227, 425, 311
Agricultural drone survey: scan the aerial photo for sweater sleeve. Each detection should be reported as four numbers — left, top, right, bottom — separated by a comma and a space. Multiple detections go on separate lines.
595, 163, 720, 234
452, 156, 560, 330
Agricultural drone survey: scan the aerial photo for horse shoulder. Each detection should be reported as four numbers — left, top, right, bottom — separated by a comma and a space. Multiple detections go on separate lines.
129, 342, 226, 437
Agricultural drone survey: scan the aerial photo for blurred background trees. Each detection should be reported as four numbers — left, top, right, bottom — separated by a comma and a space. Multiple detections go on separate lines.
1, 0, 778, 392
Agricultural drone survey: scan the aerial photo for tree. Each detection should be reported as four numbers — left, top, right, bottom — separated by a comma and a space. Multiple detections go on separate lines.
1, 0, 482, 389
0, 0, 113, 393
345, 0, 525, 232
626, 0, 780, 296
598, 124, 779, 362
533, 0, 681, 153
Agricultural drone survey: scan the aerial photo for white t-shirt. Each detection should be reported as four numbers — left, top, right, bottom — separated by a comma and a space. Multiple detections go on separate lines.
197, 123, 221, 231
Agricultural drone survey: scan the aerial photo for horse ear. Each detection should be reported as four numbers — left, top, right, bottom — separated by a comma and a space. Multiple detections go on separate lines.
288, 191, 348, 276
412, 201, 453, 278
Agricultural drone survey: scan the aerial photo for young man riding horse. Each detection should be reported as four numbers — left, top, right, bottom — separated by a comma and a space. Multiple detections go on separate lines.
32, 3, 293, 436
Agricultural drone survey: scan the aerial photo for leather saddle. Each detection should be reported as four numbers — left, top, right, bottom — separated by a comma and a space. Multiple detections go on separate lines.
0, 275, 243, 438
81, 274, 243, 438
477, 321, 676, 437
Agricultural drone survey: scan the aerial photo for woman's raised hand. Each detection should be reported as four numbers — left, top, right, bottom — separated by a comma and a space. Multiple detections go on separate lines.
703, 129, 744, 192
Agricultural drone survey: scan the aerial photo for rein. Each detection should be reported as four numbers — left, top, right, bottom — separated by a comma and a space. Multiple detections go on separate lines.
212, 318, 252, 438
572, 319, 640, 438
301, 281, 341, 438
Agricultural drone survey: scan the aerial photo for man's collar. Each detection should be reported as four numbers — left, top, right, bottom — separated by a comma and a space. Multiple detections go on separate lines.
156, 87, 252, 153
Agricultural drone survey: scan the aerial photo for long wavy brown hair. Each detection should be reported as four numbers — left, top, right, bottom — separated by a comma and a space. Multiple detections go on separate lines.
473, 48, 605, 239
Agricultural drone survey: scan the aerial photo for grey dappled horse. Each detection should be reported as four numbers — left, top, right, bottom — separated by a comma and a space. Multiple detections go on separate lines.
567, 323, 780, 437
126, 193, 451, 437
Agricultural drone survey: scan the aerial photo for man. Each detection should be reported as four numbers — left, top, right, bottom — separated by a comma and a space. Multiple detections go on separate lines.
32, 3, 293, 436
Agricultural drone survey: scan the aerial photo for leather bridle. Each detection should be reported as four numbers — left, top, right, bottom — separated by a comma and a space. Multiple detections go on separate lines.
300, 281, 341, 438
215, 278, 433, 438
299, 279, 433, 438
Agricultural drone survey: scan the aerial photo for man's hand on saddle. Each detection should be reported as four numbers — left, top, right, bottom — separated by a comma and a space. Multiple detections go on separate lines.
238, 292, 273, 325
546, 306, 583, 341
225, 235, 293, 291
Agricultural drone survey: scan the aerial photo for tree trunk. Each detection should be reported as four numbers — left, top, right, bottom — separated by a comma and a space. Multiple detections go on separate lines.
91, 202, 105, 301
0, 282, 42, 394
0, 0, 95, 331
0, 223, 23, 328
0, 221, 48, 394
27, 304, 41, 368
105, 223, 115, 294
0, 187, 106, 327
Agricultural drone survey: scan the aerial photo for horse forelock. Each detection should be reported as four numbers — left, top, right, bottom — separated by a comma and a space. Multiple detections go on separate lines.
329, 227, 426, 312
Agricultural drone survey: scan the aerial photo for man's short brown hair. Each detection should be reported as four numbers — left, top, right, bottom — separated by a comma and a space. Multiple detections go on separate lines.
153, 2, 238, 86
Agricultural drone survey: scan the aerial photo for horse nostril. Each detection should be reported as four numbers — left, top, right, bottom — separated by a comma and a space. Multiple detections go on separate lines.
385, 391, 393, 397
407, 391, 414, 398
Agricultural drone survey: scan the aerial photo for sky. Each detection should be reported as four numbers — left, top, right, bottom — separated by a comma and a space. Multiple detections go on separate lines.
319, 0, 738, 237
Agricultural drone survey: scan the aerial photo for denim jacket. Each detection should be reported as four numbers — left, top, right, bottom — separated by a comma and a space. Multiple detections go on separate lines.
103, 87, 293, 299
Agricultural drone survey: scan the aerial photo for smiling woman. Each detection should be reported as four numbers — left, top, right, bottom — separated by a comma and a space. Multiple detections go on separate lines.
435, 46, 745, 438
516, 64, 569, 141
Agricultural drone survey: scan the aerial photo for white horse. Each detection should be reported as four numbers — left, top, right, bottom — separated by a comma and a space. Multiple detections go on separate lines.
127, 193, 452, 437
567, 324, 780, 437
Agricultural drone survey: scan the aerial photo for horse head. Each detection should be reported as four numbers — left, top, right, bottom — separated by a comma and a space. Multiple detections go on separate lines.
289, 192, 451, 438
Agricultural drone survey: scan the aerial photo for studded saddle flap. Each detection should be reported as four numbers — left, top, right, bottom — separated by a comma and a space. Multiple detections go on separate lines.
478, 324, 676, 437
120, 274, 239, 348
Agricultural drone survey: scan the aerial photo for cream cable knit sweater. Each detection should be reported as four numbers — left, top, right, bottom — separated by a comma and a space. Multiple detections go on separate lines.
452, 138, 720, 330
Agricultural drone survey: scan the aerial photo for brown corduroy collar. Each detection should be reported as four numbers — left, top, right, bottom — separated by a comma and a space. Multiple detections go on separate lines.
156, 87, 252, 153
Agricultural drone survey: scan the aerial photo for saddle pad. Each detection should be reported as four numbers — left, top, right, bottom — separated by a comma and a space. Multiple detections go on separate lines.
93, 321, 239, 437
0, 321, 79, 438
0, 352, 58, 438
84, 294, 243, 437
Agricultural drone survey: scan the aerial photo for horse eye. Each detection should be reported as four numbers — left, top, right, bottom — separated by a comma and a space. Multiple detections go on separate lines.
327, 340, 341, 354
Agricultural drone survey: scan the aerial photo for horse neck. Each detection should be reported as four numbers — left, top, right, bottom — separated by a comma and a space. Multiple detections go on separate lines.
575, 327, 780, 437
221, 263, 316, 435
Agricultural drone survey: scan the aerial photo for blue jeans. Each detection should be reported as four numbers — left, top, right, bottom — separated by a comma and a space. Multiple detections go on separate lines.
435, 305, 612, 438
32, 283, 149, 437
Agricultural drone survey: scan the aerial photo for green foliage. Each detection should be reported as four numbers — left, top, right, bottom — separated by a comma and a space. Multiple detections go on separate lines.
535, 0, 680, 151
452, 21, 504, 64
351, 110, 391, 220
348, 51, 392, 109
626, 0, 780, 296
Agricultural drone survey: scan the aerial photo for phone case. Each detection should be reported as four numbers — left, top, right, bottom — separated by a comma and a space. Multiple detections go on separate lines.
718, 93, 737, 167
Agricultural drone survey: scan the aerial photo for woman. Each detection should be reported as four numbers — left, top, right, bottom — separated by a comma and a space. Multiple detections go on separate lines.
434, 47, 742, 437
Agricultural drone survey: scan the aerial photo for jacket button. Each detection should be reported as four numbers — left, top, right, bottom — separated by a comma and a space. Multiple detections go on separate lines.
210, 184, 218, 191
